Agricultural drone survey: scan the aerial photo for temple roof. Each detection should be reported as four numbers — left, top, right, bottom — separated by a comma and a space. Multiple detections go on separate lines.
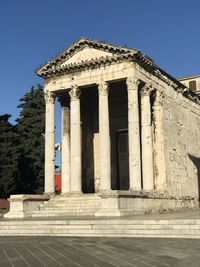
36, 37, 155, 78
36, 37, 200, 105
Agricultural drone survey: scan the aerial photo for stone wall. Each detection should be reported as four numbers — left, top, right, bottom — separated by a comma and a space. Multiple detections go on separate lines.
156, 85, 200, 199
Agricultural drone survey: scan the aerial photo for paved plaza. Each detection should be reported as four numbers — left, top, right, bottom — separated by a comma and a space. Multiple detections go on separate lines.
0, 236, 199, 267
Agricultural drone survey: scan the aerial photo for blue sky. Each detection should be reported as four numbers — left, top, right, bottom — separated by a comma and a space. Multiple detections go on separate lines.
0, 0, 200, 124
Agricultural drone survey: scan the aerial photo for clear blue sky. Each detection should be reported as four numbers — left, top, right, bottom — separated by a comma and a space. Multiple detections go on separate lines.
1, 0, 200, 123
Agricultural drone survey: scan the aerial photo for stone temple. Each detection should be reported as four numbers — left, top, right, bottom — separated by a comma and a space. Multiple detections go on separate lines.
5, 37, 200, 218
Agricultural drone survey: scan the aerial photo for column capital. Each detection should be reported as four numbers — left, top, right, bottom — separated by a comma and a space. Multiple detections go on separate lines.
44, 91, 56, 104
155, 90, 165, 105
126, 77, 140, 89
98, 82, 109, 96
69, 85, 81, 100
141, 83, 154, 96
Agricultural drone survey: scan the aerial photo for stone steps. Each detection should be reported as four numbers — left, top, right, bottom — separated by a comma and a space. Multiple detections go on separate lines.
33, 208, 100, 217
37, 208, 100, 212
1, 218, 200, 237
38, 203, 101, 209
31, 210, 96, 218
32, 195, 102, 217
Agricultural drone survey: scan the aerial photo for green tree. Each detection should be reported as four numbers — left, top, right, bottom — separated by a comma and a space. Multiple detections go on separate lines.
0, 115, 20, 198
16, 84, 45, 194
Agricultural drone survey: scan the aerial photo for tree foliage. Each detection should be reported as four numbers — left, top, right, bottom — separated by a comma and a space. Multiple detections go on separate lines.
0, 115, 19, 198
0, 84, 45, 198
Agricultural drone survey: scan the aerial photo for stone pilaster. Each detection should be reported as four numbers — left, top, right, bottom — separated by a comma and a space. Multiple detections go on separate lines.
98, 82, 111, 191
153, 90, 167, 190
141, 84, 154, 191
126, 77, 142, 190
44, 90, 56, 194
60, 96, 70, 194
69, 85, 82, 193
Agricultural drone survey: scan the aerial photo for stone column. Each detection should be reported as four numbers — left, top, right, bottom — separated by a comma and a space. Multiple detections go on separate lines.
98, 82, 111, 191
126, 77, 142, 190
153, 90, 166, 190
69, 85, 82, 193
60, 96, 70, 194
44, 91, 56, 194
141, 85, 154, 190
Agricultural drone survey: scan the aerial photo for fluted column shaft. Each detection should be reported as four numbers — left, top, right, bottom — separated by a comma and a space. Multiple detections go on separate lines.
60, 97, 70, 194
44, 91, 55, 194
69, 85, 82, 193
98, 82, 111, 191
126, 77, 142, 190
141, 86, 154, 190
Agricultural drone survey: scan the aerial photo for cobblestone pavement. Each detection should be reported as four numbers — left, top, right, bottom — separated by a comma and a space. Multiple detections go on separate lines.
0, 237, 199, 267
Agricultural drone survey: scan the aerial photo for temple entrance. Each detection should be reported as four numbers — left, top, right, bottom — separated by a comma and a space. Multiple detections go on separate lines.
81, 86, 98, 193
117, 130, 129, 190
81, 81, 129, 193
109, 81, 129, 190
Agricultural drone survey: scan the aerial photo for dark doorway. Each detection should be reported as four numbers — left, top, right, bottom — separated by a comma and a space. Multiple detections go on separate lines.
116, 130, 129, 190
109, 81, 129, 190
81, 86, 98, 193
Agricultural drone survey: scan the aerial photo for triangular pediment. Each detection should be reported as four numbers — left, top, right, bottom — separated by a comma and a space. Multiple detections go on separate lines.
60, 46, 113, 67
37, 37, 138, 76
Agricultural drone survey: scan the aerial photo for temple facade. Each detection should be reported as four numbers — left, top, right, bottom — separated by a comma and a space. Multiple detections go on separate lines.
5, 38, 200, 218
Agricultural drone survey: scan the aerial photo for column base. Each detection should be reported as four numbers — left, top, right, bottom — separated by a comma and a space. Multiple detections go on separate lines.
95, 190, 127, 217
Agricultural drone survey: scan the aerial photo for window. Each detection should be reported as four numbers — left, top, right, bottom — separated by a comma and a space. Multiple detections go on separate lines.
189, 80, 197, 91
198, 81, 200, 90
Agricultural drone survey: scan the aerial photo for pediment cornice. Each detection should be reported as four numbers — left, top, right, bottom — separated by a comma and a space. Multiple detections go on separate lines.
37, 37, 138, 77
36, 37, 200, 106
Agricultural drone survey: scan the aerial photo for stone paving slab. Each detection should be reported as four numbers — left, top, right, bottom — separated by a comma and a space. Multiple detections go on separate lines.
0, 237, 199, 266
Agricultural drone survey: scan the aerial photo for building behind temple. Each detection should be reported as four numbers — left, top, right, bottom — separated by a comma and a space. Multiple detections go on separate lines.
178, 74, 200, 94
5, 38, 200, 218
